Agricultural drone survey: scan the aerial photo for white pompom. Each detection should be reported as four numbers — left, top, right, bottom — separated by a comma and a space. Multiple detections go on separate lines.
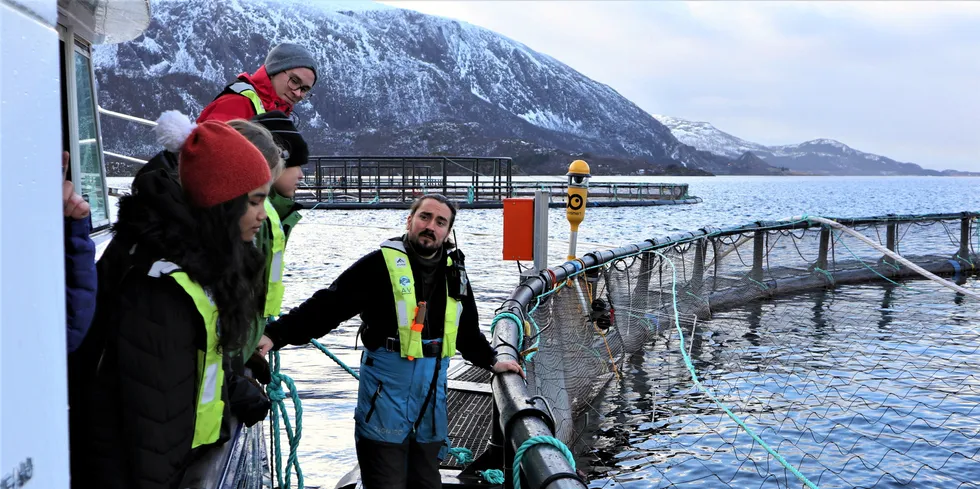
153, 110, 197, 153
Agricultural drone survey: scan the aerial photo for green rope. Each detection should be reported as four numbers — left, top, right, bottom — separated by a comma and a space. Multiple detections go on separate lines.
881, 259, 902, 271
684, 290, 710, 308
448, 446, 473, 465
310, 339, 359, 380
833, 230, 920, 293
478, 469, 506, 485
746, 276, 770, 291
448, 446, 505, 484
267, 351, 305, 489
264, 339, 360, 489
650, 249, 820, 489
531, 281, 566, 308
812, 267, 836, 285
512, 436, 576, 489
491, 312, 526, 352
528, 295, 544, 315
525, 315, 541, 361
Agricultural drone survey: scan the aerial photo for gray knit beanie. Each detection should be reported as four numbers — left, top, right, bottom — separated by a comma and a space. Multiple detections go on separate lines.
264, 43, 318, 85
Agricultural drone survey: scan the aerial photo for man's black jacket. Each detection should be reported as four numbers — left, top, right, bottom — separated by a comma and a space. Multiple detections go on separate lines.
264, 238, 496, 368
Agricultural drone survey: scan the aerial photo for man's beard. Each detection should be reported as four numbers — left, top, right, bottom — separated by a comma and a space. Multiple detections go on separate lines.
408, 230, 441, 256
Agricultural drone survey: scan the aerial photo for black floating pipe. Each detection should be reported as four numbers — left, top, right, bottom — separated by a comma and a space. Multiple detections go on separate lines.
492, 305, 584, 489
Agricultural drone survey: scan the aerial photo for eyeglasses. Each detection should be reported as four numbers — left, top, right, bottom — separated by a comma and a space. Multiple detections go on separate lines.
286, 73, 313, 95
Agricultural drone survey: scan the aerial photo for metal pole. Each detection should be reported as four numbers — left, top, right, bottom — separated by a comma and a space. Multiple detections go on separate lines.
959, 216, 971, 259
885, 222, 897, 265
817, 226, 830, 270
692, 238, 706, 290
473, 158, 480, 203
751, 230, 765, 282
493, 159, 499, 201
567, 230, 579, 261
442, 157, 448, 196
533, 190, 550, 273
315, 157, 322, 202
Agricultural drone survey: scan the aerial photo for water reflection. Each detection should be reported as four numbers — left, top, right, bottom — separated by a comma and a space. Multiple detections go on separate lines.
878, 283, 896, 330
742, 300, 764, 347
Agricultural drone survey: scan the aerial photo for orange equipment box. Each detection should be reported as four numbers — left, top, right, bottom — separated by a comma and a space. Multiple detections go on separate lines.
502, 198, 534, 261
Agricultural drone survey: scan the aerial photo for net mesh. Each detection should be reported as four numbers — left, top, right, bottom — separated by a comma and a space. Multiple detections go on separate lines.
518, 213, 979, 488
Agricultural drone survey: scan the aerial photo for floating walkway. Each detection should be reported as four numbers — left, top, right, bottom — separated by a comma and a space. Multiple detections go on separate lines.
295, 156, 701, 209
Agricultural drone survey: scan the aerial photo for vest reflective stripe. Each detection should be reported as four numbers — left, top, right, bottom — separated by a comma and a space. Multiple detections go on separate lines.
263, 198, 286, 317
380, 240, 460, 359
148, 261, 225, 448
227, 82, 265, 116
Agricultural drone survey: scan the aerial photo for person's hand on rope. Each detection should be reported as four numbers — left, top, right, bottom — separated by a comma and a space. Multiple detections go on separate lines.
257, 334, 274, 356
62, 151, 91, 220
492, 358, 525, 378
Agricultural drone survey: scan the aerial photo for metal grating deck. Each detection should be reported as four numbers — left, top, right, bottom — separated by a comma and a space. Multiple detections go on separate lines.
442, 364, 494, 468
451, 365, 494, 383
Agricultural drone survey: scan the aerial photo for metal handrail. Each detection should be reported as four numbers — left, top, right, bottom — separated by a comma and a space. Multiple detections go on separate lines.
98, 106, 157, 126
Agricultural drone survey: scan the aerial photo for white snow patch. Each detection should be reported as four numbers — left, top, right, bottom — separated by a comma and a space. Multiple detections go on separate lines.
519, 108, 582, 134
170, 44, 200, 75
147, 60, 171, 76
92, 44, 119, 69
135, 35, 163, 55
470, 84, 490, 103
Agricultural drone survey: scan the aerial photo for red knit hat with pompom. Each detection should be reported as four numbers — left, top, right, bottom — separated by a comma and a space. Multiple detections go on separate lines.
154, 111, 271, 208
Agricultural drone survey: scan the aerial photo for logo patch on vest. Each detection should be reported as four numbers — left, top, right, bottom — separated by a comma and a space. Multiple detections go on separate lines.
396, 257, 407, 267
399, 275, 412, 294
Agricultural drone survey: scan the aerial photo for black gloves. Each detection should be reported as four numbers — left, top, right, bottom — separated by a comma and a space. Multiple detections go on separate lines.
245, 351, 272, 385
226, 369, 271, 427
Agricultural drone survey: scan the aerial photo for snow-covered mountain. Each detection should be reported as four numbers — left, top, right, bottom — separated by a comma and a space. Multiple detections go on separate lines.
653, 115, 940, 176
94, 0, 735, 175
764, 139, 940, 175
651, 115, 770, 160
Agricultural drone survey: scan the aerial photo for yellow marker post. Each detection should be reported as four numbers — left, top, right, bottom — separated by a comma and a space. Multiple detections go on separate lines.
565, 159, 591, 260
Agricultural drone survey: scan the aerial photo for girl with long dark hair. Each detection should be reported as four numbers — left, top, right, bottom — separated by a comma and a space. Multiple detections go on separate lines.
72, 114, 274, 489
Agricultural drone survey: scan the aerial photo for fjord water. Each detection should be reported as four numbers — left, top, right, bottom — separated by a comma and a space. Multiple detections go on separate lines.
274, 175, 979, 488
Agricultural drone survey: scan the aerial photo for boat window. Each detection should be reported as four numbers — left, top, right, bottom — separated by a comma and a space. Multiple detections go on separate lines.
72, 44, 109, 227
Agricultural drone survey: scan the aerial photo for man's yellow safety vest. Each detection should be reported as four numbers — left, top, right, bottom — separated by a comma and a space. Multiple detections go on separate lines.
380, 240, 460, 359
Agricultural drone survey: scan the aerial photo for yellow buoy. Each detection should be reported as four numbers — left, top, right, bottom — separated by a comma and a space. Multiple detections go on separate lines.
565, 159, 591, 260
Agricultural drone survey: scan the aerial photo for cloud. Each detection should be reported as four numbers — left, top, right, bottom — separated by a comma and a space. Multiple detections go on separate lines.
380, 1, 980, 170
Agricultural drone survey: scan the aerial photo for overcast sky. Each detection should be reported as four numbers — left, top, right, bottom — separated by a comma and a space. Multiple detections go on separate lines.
377, 1, 980, 171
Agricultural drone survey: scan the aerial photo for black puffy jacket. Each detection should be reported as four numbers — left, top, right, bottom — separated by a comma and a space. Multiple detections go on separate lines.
69, 169, 268, 489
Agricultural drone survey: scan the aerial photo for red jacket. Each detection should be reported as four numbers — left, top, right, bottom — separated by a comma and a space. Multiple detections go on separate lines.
197, 66, 294, 123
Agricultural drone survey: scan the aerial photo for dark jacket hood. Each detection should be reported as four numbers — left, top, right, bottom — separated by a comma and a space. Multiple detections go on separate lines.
112, 168, 211, 280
